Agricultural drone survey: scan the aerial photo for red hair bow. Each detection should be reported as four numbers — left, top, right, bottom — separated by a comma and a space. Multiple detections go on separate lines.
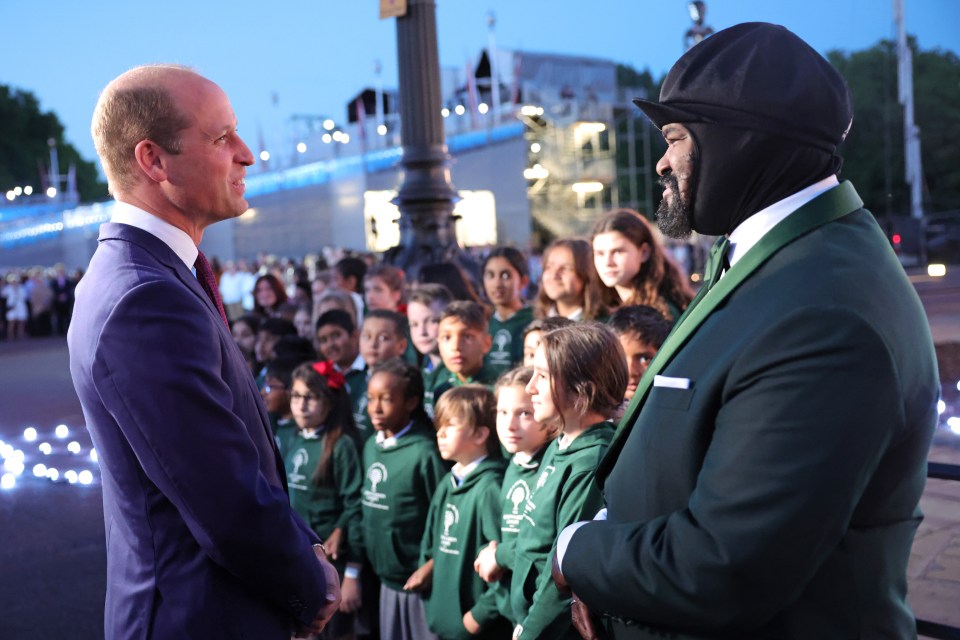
312, 360, 346, 391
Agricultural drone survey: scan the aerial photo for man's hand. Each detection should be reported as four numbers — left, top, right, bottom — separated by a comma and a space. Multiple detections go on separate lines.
295, 544, 342, 637
474, 541, 504, 583
324, 528, 343, 561
462, 610, 481, 634
402, 559, 434, 592
551, 549, 606, 640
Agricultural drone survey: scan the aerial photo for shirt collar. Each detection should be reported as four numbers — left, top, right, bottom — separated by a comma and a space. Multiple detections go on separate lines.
375, 420, 414, 448
111, 201, 198, 269
727, 175, 839, 267
451, 455, 487, 486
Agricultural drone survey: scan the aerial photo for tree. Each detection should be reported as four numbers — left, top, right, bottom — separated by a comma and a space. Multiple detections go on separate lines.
828, 38, 960, 216
0, 84, 107, 202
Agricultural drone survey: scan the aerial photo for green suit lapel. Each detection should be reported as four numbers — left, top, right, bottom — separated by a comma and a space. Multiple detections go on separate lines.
597, 181, 865, 484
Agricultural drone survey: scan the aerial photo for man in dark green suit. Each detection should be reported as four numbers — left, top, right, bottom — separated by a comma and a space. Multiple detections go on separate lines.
551, 23, 939, 639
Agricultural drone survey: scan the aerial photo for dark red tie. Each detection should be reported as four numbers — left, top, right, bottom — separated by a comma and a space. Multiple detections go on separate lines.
194, 250, 230, 329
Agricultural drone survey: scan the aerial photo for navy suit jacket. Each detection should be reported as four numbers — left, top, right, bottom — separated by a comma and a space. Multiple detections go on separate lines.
69, 222, 327, 639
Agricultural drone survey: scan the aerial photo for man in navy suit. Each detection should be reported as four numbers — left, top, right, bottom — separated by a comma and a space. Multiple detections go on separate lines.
69, 65, 340, 639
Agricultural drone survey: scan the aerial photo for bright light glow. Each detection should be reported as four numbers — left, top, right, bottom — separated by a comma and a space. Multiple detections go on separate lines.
523, 164, 549, 181
928, 264, 947, 277
322, 133, 332, 144
520, 105, 544, 117
1, 474, 14, 490
11, 449, 24, 462
691, 273, 702, 283
341, 134, 350, 144
441, 108, 450, 118
5, 191, 15, 201
90, 449, 98, 463
33, 464, 47, 478
478, 102, 489, 114
572, 181, 604, 194
55, 425, 69, 439
957, 380, 960, 392
46, 468, 59, 481
13, 186, 23, 196
454, 105, 466, 116
332, 131, 343, 142
948, 416, 960, 435
46, 187, 57, 198
377, 124, 388, 136
24, 427, 37, 442
79, 470, 94, 485
65, 470, 79, 484
39, 442, 52, 455
259, 150, 270, 162
240, 208, 257, 221
530, 143, 541, 153
4, 459, 25, 475
67, 441, 82, 454
23, 186, 32, 195
323, 119, 335, 131
0, 443, 13, 459
296, 142, 307, 154
575, 121, 607, 135
939, 400, 947, 415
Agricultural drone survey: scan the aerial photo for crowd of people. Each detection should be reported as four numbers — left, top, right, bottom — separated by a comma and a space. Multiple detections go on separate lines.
223, 215, 685, 639
0, 263, 79, 341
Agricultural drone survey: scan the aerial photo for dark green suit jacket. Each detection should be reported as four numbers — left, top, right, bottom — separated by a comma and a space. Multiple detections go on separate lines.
563, 183, 939, 639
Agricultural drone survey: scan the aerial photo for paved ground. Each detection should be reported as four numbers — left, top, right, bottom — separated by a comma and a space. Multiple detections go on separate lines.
1, 268, 958, 638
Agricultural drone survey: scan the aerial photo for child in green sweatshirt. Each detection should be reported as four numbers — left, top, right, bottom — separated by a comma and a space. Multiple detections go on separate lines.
473, 366, 559, 624
481, 247, 535, 376
510, 323, 628, 639
410, 386, 512, 640
359, 357, 446, 640
276, 360, 364, 639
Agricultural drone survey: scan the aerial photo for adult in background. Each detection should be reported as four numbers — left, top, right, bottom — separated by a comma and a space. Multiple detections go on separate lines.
69, 64, 339, 639
50, 263, 75, 335
552, 23, 938, 639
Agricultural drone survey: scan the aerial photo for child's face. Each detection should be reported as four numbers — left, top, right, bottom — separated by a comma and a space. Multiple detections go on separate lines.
364, 276, 401, 311
360, 318, 407, 367
366, 371, 416, 435
619, 331, 658, 400
483, 257, 527, 308
592, 231, 649, 289
316, 324, 359, 370
293, 309, 313, 340
232, 321, 256, 354
407, 301, 443, 357
437, 318, 491, 378
255, 330, 280, 364
436, 416, 488, 464
526, 344, 562, 426
497, 384, 551, 455
290, 379, 331, 431
541, 246, 584, 307
522, 330, 542, 367
261, 375, 290, 415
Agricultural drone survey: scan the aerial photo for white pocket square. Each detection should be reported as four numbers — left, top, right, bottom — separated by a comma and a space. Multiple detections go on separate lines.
653, 375, 691, 389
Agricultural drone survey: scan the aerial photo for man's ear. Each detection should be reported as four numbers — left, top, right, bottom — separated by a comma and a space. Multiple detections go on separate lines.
133, 140, 169, 184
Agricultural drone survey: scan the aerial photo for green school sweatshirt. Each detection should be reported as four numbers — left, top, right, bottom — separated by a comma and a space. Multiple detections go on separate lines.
276, 425, 363, 562
511, 422, 614, 640
485, 306, 534, 377
359, 419, 447, 590
421, 458, 511, 640
422, 360, 449, 420
492, 445, 550, 623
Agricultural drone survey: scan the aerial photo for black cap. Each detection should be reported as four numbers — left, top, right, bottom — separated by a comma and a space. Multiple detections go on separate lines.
634, 22, 852, 153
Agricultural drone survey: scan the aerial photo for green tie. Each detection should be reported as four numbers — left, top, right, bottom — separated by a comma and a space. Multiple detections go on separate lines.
704, 236, 731, 291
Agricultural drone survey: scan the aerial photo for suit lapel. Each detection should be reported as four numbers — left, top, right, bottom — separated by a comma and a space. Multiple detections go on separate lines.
597, 181, 864, 484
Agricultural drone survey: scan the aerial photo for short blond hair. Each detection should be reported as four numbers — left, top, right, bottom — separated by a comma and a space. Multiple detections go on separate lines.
91, 64, 195, 194
434, 385, 500, 457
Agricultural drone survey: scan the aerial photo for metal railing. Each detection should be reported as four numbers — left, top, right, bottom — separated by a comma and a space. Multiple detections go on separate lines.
916, 460, 960, 640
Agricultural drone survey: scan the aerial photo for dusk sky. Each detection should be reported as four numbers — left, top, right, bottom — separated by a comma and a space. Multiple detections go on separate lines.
3, 0, 958, 168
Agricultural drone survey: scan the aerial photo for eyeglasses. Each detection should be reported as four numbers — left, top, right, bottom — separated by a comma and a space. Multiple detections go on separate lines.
290, 392, 321, 404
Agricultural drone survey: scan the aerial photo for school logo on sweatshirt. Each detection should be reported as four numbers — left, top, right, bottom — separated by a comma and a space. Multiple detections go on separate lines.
439, 503, 461, 555
362, 462, 389, 510
288, 448, 310, 491
523, 465, 556, 527
502, 480, 532, 533
488, 329, 513, 366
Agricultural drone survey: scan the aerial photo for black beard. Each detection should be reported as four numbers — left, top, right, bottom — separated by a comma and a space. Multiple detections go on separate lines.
655, 173, 693, 239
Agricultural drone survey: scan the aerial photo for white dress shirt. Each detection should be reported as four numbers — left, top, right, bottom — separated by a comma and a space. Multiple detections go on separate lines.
111, 201, 198, 269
